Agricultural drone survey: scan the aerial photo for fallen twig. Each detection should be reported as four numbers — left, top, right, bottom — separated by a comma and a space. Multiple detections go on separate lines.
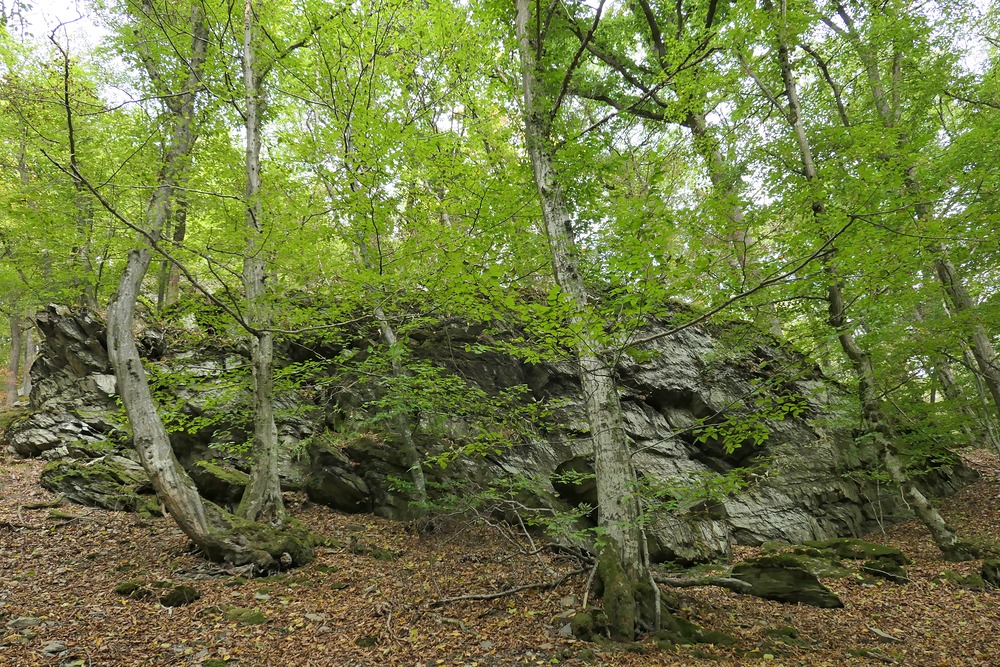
429, 567, 588, 607
20, 494, 64, 510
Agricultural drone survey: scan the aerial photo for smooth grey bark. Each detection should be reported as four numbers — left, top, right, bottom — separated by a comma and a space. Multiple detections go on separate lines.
105, 3, 305, 569
760, 0, 966, 558
6, 313, 21, 405
107, 3, 213, 539
515, 0, 653, 638
823, 2, 1000, 438
934, 257, 1000, 422
237, 0, 284, 526
21, 324, 33, 398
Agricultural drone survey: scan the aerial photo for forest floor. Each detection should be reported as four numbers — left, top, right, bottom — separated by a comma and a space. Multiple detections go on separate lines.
1, 451, 999, 667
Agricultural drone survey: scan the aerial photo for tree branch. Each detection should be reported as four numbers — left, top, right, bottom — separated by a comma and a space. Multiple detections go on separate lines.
550, 0, 606, 121
429, 567, 587, 607
629, 215, 857, 346
654, 573, 752, 594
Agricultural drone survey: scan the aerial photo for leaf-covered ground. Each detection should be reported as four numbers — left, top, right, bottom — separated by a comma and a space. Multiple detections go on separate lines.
2, 450, 999, 666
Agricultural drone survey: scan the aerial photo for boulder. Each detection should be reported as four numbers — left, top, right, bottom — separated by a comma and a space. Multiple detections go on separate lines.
731, 555, 844, 608
982, 559, 1000, 588
802, 538, 910, 566
39, 456, 159, 516
190, 460, 249, 506
861, 559, 910, 584
8, 307, 979, 566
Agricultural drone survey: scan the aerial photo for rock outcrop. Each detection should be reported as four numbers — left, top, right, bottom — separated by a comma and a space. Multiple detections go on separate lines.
2, 304, 976, 564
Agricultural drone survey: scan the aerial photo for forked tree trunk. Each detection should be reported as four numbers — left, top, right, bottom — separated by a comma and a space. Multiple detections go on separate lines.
106, 1, 310, 570
763, 0, 968, 559
515, 0, 655, 639
237, 0, 285, 526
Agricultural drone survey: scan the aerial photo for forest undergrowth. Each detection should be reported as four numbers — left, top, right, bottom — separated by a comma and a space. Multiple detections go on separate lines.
1, 450, 999, 666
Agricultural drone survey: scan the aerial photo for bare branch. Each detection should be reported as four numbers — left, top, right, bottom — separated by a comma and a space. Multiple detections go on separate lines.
550, 0, 606, 121
429, 567, 587, 607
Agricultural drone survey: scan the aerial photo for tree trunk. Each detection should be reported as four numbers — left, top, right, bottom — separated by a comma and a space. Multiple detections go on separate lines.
962, 346, 1000, 453
21, 324, 33, 398
6, 313, 22, 405
106, 1, 309, 569
515, 0, 654, 638
763, 2, 967, 559
934, 257, 1000, 420
373, 302, 428, 505
828, 4, 1000, 444
333, 115, 428, 507
237, 0, 285, 526
165, 196, 187, 306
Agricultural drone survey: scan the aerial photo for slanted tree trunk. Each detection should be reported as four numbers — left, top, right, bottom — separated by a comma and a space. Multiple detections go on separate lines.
913, 303, 982, 449
961, 346, 1000, 452
760, 0, 968, 559
237, 0, 284, 526
106, 2, 310, 570
515, 0, 655, 639
934, 257, 1000, 421
6, 313, 22, 405
821, 2, 1000, 443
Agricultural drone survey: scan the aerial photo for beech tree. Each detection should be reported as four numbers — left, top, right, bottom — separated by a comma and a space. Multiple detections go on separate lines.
513, 0, 660, 639
4, 0, 999, 619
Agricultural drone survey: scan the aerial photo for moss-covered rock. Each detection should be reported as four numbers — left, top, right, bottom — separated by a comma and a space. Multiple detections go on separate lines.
160, 585, 201, 607
861, 559, 909, 584
647, 617, 736, 647
941, 540, 979, 563
190, 460, 249, 506
802, 538, 910, 566
731, 556, 844, 608
113, 580, 153, 599
39, 456, 160, 515
570, 609, 609, 641
934, 570, 987, 590
223, 606, 267, 625
982, 559, 1000, 588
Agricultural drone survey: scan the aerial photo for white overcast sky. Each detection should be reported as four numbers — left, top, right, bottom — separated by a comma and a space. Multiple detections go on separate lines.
22, 0, 106, 49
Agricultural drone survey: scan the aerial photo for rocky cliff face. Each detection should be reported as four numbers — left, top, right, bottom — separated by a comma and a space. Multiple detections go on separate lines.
2, 305, 975, 564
